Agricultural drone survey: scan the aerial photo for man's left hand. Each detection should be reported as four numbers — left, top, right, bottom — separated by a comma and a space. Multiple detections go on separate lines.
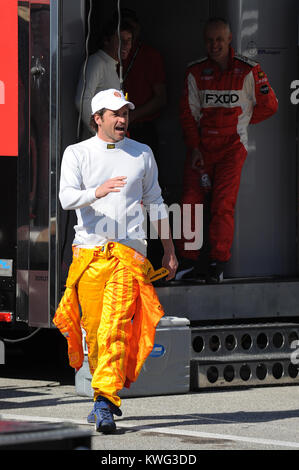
162, 251, 178, 281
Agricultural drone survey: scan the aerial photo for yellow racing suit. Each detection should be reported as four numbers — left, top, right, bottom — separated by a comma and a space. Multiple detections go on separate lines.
53, 242, 166, 407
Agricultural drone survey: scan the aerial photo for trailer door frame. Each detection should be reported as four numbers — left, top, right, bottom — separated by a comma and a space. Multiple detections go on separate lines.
16, 0, 61, 328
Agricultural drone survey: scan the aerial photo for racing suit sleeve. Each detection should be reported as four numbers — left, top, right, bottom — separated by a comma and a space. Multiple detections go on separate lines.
179, 68, 201, 149
249, 64, 278, 124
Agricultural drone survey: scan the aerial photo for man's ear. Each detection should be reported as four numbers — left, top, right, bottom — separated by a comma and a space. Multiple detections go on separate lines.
94, 113, 103, 125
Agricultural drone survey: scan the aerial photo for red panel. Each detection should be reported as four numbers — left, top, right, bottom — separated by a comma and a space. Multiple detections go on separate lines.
0, 312, 13, 322
0, 1, 18, 156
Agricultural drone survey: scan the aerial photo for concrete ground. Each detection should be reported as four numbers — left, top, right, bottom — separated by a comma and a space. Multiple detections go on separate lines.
1, 375, 299, 451
0, 330, 299, 454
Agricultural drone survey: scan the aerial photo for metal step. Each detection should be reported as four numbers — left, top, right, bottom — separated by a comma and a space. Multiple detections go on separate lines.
191, 323, 299, 360
190, 323, 299, 389
156, 281, 299, 322
191, 358, 299, 389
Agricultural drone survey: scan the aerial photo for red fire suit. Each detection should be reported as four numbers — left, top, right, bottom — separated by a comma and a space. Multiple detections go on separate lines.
177, 47, 278, 263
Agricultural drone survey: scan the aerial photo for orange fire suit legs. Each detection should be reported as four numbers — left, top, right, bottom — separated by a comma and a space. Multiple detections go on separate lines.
53, 242, 166, 410
77, 254, 139, 408
176, 137, 247, 263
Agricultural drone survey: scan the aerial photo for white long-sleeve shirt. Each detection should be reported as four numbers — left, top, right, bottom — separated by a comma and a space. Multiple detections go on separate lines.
75, 50, 120, 131
59, 135, 168, 255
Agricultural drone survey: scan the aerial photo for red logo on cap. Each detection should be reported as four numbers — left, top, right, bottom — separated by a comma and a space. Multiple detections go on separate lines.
114, 91, 122, 98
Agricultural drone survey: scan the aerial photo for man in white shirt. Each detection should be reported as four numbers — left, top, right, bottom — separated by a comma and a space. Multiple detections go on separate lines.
58, 89, 178, 434
75, 18, 133, 136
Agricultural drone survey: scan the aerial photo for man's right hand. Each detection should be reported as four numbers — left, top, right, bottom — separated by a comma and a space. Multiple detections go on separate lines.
191, 148, 205, 171
95, 176, 127, 199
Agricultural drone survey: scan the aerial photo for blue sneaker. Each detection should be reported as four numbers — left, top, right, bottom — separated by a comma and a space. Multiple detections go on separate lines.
89, 396, 122, 434
87, 398, 122, 424
87, 406, 96, 424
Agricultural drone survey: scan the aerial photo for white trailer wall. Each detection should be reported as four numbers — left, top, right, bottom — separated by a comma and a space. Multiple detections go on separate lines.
211, 0, 298, 277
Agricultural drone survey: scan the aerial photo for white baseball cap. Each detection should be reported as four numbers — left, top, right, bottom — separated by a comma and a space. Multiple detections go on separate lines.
91, 89, 135, 114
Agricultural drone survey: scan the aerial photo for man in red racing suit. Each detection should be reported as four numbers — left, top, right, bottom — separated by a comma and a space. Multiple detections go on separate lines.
176, 17, 278, 283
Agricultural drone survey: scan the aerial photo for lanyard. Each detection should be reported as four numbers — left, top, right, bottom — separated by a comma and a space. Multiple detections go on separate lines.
123, 42, 141, 83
